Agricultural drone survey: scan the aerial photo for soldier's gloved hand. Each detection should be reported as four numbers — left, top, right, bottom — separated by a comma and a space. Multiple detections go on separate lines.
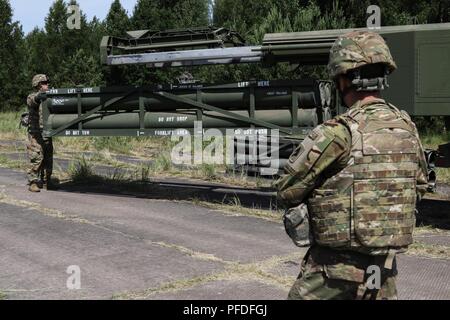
35, 92, 47, 103
19, 112, 29, 128
283, 203, 311, 247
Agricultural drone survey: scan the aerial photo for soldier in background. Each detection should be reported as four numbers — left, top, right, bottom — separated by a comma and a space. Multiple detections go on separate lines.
26, 74, 55, 192
276, 31, 428, 299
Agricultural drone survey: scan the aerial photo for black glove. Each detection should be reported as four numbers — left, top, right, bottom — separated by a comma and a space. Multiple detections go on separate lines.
35, 92, 47, 103
19, 112, 29, 128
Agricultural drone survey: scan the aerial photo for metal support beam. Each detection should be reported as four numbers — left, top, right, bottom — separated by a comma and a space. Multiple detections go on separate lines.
107, 46, 263, 67
47, 88, 138, 137
154, 91, 292, 135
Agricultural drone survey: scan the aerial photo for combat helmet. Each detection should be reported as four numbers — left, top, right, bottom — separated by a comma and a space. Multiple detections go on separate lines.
32, 74, 49, 89
327, 31, 397, 91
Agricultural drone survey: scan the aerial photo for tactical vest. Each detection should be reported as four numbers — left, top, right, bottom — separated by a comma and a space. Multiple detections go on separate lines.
307, 101, 419, 255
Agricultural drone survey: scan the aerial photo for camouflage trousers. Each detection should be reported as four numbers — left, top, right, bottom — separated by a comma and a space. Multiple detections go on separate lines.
288, 246, 398, 300
26, 132, 53, 184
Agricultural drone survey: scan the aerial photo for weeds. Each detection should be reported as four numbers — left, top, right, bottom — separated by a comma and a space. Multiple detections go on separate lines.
197, 163, 217, 180
151, 152, 172, 173
0, 112, 26, 140
191, 195, 282, 222
407, 241, 450, 260
0, 153, 27, 170
68, 156, 96, 183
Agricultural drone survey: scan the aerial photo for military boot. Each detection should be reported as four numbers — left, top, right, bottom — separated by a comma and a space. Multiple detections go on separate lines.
28, 182, 41, 193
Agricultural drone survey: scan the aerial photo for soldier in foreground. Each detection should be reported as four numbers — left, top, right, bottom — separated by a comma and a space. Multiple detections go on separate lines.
276, 31, 428, 300
26, 74, 55, 192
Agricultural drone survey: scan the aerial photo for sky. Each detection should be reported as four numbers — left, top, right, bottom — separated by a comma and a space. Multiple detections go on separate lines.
10, 0, 138, 34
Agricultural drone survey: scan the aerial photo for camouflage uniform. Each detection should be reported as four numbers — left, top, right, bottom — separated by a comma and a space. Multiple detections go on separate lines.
275, 31, 428, 300
26, 75, 53, 186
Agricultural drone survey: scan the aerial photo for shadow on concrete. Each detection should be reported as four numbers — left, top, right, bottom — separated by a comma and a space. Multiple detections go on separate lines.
55, 178, 450, 230
417, 199, 450, 230
55, 178, 279, 210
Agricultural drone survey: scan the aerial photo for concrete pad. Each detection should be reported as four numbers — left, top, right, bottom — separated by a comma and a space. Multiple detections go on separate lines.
0, 203, 223, 300
1, 165, 449, 300
436, 183, 450, 199
6, 186, 293, 263
397, 255, 450, 300
150, 279, 288, 300
0, 167, 27, 186
0, 167, 294, 263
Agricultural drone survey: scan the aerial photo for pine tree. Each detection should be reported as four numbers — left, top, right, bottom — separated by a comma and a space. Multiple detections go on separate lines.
172, 0, 209, 28
0, 0, 27, 111
213, 0, 273, 36
104, 0, 131, 86
56, 48, 104, 87
127, 0, 211, 86
105, 0, 131, 37
131, 0, 162, 30
86, 16, 106, 62
24, 28, 48, 82
131, 0, 209, 31
38, 0, 99, 87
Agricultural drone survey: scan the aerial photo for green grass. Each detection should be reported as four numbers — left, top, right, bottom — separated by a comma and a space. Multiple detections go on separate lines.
54, 136, 169, 157
68, 156, 97, 183
151, 152, 173, 173
0, 153, 27, 170
420, 131, 450, 150
407, 241, 450, 260
0, 112, 26, 140
197, 163, 218, 180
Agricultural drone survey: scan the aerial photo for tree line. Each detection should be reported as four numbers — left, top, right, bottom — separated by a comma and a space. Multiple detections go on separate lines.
1, 0, 449, 112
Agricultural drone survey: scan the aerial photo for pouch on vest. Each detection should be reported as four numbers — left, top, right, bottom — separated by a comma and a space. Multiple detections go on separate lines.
308, 189, 351, 247
283, 203, 312, 247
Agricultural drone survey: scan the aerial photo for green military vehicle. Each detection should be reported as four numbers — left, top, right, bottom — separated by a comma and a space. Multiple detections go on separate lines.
42, 23, 450, 184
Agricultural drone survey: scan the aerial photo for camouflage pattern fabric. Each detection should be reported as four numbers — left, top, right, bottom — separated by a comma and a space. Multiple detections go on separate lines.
327, 31, 397, 79
275, 98, 428, 298
274, 118, 352, 207
276, 98, 428, 255
27, 92, 44, 132
27, 132, 53, 184
26, 90, 53, 184
287, 246, 398, 300
333, 100, 427, 251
